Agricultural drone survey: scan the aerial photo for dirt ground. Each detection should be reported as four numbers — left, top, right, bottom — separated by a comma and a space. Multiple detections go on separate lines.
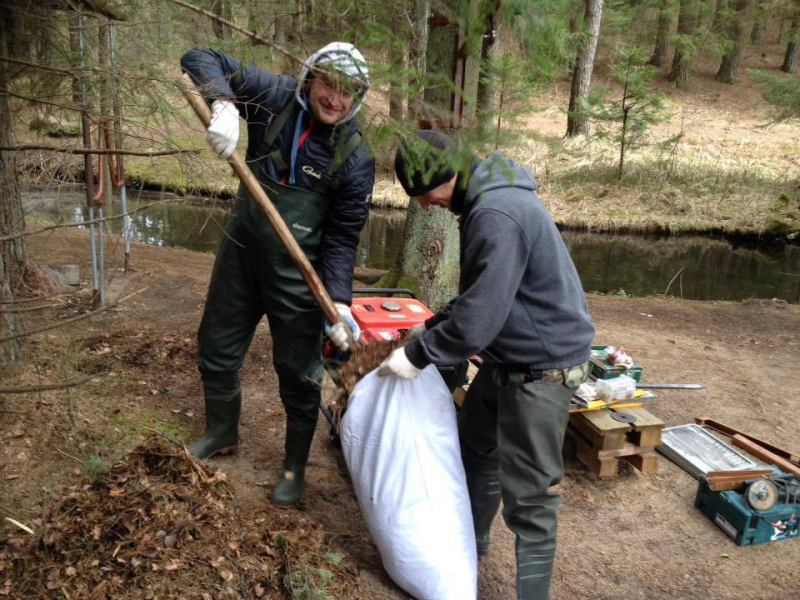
1, 222, 798, 599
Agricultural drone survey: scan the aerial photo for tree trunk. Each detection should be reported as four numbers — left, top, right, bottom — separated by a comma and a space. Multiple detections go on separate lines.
211, 0, 227, 39
566, 0, 604, 137
391, 200, 461, 312
649, 0, 673, 67
247, 0, 260, 43
389, 36, 405, 122
783, 1, 800, 73
712, 0, 729, 35
750, 0, 767, 43
716, 0, 756, 84
0, 13, 25, 363
423, 6, 459, 128
98, 22, 112, 204
668, 0, 698, 88
69, 17, 82, 104
392, 1, 463, 309
408, 0, 430, 123
476, 1, 500, 132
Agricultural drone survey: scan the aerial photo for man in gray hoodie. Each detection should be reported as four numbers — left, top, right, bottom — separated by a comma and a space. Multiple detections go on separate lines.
379, 130, 595, 600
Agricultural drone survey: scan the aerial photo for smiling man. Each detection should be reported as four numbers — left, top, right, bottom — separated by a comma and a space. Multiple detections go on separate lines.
382, 130, 595, 600
180, 43, 374, 507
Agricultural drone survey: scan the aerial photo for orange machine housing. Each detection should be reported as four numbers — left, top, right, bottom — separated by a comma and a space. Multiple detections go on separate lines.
350, 296, 435, 344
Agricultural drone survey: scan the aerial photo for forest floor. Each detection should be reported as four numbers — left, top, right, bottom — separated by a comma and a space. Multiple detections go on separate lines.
1, 224, 799, 599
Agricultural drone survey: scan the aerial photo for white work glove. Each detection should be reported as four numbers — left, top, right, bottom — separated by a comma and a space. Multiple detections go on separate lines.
405, 322, 426, 341
377, 347, 421, 380
206, 99, 240, 158
325, 303, 361, 352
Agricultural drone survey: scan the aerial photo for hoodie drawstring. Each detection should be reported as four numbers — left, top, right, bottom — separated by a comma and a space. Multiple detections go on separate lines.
282, 108, 316, 186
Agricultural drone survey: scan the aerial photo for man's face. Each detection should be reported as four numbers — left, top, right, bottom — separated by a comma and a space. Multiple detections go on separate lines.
307, 73, 359, 125
416, 175, 457, 211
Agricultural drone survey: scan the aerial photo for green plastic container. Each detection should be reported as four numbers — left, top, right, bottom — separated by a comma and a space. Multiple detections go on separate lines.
589, 345, 644, 382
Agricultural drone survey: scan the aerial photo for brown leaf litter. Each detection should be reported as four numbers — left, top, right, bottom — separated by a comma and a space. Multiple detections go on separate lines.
326, 338, 403, 423
0, 437, 353, 599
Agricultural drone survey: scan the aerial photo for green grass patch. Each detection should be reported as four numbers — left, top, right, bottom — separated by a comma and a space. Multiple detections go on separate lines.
109, 408, 189, 446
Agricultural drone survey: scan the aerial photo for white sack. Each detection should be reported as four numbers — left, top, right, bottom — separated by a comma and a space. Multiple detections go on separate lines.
340, 366, 477, 600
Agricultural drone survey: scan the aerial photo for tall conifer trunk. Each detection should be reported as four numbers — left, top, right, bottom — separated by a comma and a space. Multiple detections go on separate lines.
649, 0, 672, 67
668, 0, 698, 87
783, 1, 800, 73
716, 0, 756, 84
566, 0, 603, 137
0, 13, 25, 363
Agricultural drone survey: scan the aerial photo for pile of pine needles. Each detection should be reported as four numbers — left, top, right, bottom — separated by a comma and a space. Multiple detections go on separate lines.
1, 437, 353, 599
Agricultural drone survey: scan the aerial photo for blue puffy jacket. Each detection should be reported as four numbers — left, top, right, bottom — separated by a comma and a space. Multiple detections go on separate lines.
181, 48, 375, 304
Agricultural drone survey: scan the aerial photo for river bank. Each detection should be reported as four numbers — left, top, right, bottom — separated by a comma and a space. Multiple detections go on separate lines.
1, 221, 799, 599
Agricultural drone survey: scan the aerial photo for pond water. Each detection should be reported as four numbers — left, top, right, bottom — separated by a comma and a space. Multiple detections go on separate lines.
22, 189, 800, 303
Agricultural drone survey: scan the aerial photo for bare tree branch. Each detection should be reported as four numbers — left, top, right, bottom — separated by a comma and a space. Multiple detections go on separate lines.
0, 290, 77, 305
0, 303, 63, 313
0, 145, 200, 157
166, 0, 303, 69
0, 374, 100, 394
0, 287, 146, 344
0, 86, 84, 112
0, 56, 75, 77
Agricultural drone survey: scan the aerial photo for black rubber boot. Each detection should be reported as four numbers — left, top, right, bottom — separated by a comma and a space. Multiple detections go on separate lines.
186, 393, 241, 459
466, 472, 502, 557
272, 426, 315, 506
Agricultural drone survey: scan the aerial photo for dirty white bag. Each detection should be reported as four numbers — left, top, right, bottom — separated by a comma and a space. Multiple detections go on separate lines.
340, 366, 477, 600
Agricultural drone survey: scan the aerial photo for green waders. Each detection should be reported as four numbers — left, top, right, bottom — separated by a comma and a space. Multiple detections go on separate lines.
459, 362, 588, 600
194, 174, 329, 507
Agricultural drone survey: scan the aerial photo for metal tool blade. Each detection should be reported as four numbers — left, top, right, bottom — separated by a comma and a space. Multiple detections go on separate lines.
636, 383, 706, 390
610, 411, 637, 424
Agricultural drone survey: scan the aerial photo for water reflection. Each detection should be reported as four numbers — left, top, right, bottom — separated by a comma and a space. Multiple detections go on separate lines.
564, 232, 800, 303
22, 189, 799, 303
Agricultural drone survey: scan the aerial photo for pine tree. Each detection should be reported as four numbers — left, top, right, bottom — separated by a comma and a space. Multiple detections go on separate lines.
590, 45, 672, 179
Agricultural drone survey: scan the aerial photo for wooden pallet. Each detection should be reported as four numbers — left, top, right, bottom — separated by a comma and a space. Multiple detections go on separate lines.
567, 407, 664, 478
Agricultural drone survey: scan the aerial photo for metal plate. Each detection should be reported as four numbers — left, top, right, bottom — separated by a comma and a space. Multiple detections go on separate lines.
610, 411, 637, 424
657, 424, 757, 480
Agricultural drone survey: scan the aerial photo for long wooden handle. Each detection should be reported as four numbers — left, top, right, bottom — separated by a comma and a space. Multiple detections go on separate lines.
178, 73, 344, 330
731, 435, 800, 479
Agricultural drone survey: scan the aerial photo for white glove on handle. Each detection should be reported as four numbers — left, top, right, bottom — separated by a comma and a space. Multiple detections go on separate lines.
207, 99, 240, 158
325, 303, 361, 352
377, 347, 421, 380
406, 322, 426, 341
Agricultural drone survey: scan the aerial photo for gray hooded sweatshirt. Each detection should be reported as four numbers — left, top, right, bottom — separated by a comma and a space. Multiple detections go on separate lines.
405, 152, 595, 370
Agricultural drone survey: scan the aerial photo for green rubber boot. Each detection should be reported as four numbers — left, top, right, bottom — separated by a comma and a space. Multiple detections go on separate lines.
272, 426, 315, 507
186, 393, 241, 459
467, 473, 502, 557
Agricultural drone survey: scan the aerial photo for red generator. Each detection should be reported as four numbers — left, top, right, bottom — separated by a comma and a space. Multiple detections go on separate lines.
321, 288, 469, 437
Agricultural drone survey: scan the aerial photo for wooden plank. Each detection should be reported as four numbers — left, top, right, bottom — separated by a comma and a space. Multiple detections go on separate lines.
595, 441, 656, 460
574, 409, 631, 436
695, 417, 800, 465
706, 469, 775, 491
452, 386, 466, 408
568, 416, 627, 451
575, 437, 619, 478
617, 407, 664, 447
622, 407, 665, 428
623, 452, 659, 474
731, 435, 800, 478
